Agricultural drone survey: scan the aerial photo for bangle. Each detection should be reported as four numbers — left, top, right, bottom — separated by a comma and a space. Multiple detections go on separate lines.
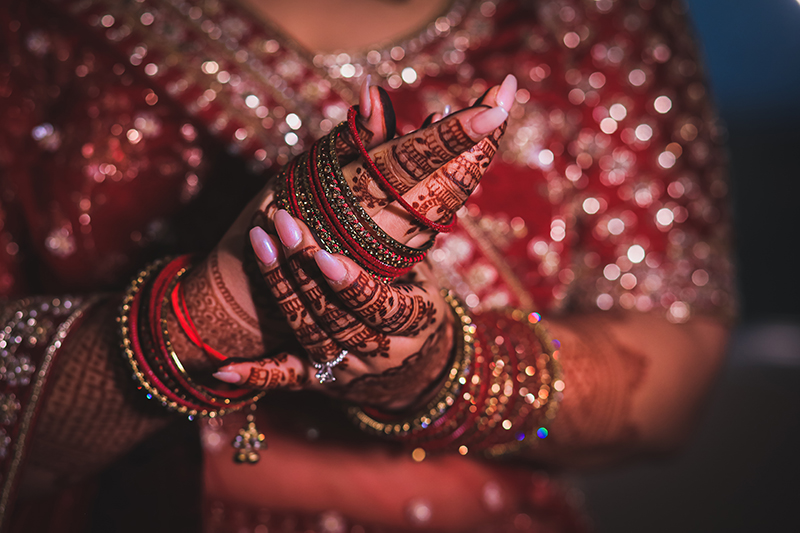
159, 260, 264, 408
346, 297, 565, 458
119, 258, 264, 418
481, 311, 564, 458
346, 107, 455, 233
275, 117, 438, 282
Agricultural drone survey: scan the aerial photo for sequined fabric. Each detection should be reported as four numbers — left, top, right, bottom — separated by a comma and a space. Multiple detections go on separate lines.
0, 0, 734, 319
0, 0, 734, 530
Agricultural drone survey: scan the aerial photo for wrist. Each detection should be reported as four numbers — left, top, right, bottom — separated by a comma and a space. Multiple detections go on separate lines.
169, 250, 268, 374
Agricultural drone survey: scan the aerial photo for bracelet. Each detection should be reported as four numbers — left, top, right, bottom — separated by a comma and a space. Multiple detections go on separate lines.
159, 260, 264, 408
120, 257, 268, 463
346, 107, 456, 233
275, 117, 440, 281
480, 311, 564, 458
347, 295, 565, 458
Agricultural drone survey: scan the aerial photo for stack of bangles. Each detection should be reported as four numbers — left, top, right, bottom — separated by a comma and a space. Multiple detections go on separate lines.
119, 256, 266, 462
275, 107, 451, 282
349, 291, 564, 458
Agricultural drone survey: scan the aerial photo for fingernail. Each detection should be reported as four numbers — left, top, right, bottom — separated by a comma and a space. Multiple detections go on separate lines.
213, 371, 242, 384
420, 112, 436, 128
274, 210, 302, 248
376, 86, 396, 139
469, 106, 508, 135
314, 250, 347, 282
496, 74, 518, 112
443, 105, 452, 117
360, 75, 372, 118
249, 227, 277, 265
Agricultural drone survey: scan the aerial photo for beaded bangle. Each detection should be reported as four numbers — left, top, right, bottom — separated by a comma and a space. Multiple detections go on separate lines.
481, 311, 564, 458
320, 130, 433, 263
347, 299, 565, 459
275, 119, 439, 282
120, 259, 211, 417
119, 258, 263, 419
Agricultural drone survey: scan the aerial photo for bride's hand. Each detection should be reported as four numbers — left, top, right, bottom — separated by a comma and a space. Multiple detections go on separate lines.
211, 80, 515, 408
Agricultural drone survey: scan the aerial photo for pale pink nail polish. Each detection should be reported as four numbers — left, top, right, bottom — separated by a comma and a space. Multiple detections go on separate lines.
213, 371, 242, 384
360, 75, 372, 118
315, 250, 347, 282
249, 227, 277, 265
469, 106, 509, 135
274, 210, 302, 248
496, 74, 518, 112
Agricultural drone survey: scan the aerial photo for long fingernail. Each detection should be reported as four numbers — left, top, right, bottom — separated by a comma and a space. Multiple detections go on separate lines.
213, 371, 242, 384
250, 227, 277, 265
496, 74, 518, 112
360, 75, 372, 118
376, 86, 396, 139
274, 210, 302, 248
469, 106, 508, 135
314, 250, 347, 282
443, 105, 452, 117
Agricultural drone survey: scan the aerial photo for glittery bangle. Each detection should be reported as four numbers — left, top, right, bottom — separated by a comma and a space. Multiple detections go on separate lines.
158, 259, 265, 409
481, 311, 565, 458
275, 121, 436, 281
119, 259, 263, 419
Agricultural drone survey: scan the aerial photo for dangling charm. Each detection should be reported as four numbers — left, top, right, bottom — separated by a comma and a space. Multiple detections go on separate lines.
232, 403, 266, 464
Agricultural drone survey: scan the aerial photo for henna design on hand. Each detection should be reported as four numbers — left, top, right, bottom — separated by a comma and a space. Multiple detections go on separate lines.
244, 367, 285, 389
173, 258, 268, 368
394, 124, 506, 238
372, 115, 474, 192
547, 317, 649, 452
335, 119, 375, 160
28, 299, 169, 479
350, 165, 391, 210
337, 272, 437, 336
285, 247, 392, 358
339, 321, 452, 407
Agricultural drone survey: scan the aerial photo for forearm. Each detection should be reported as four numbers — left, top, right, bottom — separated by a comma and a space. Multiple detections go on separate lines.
532, 311, 730, 467
19, 297, 170, 499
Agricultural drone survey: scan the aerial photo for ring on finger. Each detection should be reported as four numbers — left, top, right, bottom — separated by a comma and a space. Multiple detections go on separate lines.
312, 349, 348, 384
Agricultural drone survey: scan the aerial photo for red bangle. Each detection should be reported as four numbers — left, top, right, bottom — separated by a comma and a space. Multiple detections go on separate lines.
346, 107, 456, 233
306, 140, 414, 279
127, 273, 210, 412
169, 277, 229, 363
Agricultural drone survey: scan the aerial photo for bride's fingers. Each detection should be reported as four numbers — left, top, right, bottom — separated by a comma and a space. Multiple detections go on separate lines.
272, 211, 398, 359
340, 90, 509, 217
335, 82, 396, 158
314, 248, 446, 338
249, 225, 342, 364
212, 352, 310, 389
373, 124, 506, 244
474, 73, 517, 112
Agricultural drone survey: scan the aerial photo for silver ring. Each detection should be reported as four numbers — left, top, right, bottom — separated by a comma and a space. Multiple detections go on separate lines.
312, 350, 348, 384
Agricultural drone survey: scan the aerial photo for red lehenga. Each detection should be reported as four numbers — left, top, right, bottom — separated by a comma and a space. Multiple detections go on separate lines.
0, 0, 734, 531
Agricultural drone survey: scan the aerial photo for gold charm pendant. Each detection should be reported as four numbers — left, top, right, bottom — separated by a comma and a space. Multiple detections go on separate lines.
232, 403, 266, 464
